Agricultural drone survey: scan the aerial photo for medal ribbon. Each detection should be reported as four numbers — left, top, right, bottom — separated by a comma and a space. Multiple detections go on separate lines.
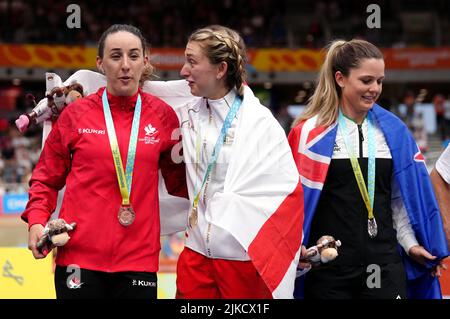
102, 89, 142, 206
192, 96, 242, 211
338, 110, 376, 221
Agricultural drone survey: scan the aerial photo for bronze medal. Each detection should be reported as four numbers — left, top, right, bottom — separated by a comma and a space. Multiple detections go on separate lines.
188, 206, 198, 229
118, 205, 135, 227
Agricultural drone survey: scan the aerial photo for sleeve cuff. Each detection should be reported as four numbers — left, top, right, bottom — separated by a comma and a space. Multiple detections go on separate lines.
23, 210, 50, 230
399, 234, 419, 255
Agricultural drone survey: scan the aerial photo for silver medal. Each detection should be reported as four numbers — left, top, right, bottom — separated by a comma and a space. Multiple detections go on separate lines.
368, 218, 378, 238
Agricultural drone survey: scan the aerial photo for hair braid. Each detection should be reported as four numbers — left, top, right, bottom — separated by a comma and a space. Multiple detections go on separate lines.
189, 25, 247, 97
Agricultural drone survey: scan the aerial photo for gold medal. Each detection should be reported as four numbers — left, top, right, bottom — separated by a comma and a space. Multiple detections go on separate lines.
188, 206, 198, 229
118, 205, 135, 227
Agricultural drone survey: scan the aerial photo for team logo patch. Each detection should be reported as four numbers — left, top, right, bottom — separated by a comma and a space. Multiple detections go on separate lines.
145, 124, 158, 136
67, 276, 83, 289
139, 123, 160, 144
333, 142, 341, 153
414, 151, 425, 163
78, 128, 106, 135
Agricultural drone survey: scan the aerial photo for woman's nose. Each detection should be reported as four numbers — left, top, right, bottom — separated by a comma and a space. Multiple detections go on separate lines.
180, 63, 190, 78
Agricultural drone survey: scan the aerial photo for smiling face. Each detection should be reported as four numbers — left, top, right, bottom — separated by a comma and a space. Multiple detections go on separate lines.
180, 41, 228, 99
335, 58, 385, 122
96, 31, 148, 96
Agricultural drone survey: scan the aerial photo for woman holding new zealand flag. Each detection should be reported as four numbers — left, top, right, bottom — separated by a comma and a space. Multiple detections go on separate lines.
288, 39, 449, 299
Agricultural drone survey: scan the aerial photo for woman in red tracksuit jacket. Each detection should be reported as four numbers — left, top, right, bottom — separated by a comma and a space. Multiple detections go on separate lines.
21, 24, 187, 299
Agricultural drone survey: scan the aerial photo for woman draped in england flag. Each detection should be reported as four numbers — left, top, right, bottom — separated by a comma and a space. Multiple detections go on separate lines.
27, 25, 304, 299
288, 39, 449, 299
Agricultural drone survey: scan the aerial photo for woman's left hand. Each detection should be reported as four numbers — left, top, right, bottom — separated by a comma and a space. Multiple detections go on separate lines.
431, 260, 448, 277
408, 245, 448, 277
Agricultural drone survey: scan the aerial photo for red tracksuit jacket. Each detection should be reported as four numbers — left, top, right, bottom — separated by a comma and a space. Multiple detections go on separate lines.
21, 87, 187, 273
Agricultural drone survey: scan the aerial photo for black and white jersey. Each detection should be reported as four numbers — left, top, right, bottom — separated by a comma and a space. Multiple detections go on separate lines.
309, 115, 417, 265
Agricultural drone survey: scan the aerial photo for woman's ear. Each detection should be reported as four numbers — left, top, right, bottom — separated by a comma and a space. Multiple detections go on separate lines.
335, 71, 345, 88
96, 56, 104, 74
217, 61, 228, 80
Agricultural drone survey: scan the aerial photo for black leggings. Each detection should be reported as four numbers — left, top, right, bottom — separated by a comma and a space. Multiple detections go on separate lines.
54, 265, 157, 299
304, 262, 407, 299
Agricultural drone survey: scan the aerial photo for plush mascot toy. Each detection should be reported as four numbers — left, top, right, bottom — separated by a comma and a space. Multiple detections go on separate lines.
36, 219, 77, 254
15, 83, 84, 133
301, 235, 342, 266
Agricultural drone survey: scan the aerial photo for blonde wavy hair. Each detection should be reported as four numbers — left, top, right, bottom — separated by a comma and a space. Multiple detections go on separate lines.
188, 25, 247, 97
292, 39, 383, 127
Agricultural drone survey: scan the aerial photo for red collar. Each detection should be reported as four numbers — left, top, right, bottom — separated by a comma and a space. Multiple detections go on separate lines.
97, 87, 141, 110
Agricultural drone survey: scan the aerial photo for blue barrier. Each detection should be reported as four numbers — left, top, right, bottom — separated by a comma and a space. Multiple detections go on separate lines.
2, 194, 28, 215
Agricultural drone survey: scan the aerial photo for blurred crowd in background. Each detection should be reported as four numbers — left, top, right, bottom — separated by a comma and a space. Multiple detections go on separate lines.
1, 0, 450, 48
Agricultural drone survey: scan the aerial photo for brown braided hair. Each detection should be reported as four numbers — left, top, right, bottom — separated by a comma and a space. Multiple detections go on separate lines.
188, 25, 247, 97
139, 47, 155, 86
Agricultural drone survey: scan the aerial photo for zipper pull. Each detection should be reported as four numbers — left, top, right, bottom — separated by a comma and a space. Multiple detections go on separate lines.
357, 124, 364, 141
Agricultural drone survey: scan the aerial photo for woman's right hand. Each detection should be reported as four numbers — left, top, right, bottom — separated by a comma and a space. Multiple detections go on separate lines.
28, 224, 47, 259
299, 245, 312, 269
296, 245, 313, 277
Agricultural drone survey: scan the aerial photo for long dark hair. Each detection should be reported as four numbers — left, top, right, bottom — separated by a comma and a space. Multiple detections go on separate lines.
97, 24, 153, 84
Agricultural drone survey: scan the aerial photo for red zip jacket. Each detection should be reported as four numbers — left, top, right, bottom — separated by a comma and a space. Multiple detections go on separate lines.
21, 87, 187, 273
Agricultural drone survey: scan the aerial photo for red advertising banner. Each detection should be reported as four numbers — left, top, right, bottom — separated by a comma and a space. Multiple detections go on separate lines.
248, 48, 324, 72
383, 48, 450, 69
0, 44, 96, 68
1, 44, 450, 71
149, 48, 185, 70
